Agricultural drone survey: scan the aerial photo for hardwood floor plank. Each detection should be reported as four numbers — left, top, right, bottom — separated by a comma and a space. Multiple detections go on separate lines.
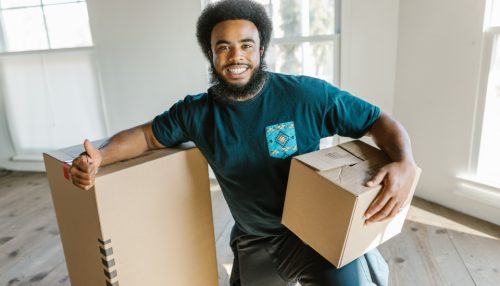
35, 261, 70, 286
408, 197, 500, 239
378, 220, 476, 285
216, 220, 234, 286
0, 173, 48, 220
211, 187, 233, 241
0, 226, 64, 286
448, 229, 500, 285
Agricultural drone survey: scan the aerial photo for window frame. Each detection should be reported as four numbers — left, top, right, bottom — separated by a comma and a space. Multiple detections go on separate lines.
203, 0, 341, 85
465, 0, 500, 188
0, 0, 92, 54
469, 26, 500, 181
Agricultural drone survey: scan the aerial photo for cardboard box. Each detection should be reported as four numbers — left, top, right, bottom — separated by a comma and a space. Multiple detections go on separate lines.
44, 142, 218, 286
282, 140, 421, 268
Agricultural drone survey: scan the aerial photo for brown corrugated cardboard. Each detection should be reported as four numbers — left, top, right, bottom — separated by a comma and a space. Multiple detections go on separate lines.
282, 140, 421, 268
44, 142, 218, 286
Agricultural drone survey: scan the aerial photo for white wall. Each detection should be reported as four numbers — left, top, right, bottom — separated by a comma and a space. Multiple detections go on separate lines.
340, 0, 500, 224
341, 0, 400, 114
85, 0, 208, 133
0, 89, 16, 169
393, 0, 500, 224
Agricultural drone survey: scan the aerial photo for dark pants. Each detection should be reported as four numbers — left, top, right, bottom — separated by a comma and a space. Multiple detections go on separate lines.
229, 227, 388, 286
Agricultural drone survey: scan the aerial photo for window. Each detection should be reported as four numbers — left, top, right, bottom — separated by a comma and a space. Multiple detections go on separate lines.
0, 0, 92, 52
204, 0, 340, 85
0, 0, 105, 164
472, 0, 500, 186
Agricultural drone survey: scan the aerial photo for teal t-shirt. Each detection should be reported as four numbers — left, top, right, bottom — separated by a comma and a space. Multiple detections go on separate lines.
152, 72, 380, 236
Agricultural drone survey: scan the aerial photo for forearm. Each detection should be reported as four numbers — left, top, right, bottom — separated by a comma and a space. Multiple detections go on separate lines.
98, 123, 163, 167
368, 112, 415, 164
364, 112, 419, 223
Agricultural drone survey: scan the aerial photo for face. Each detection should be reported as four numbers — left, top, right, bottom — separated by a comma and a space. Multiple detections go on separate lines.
210, 19, 263, 87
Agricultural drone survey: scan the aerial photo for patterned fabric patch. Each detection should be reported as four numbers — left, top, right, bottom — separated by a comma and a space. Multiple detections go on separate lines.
265, 121, 298, 159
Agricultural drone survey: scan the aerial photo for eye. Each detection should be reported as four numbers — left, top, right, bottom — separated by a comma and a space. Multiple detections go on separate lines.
216, 45, 229, 53
242, 43, 253, 49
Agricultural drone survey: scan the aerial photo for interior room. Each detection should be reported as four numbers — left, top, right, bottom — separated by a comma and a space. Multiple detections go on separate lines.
1, 0, 499, 285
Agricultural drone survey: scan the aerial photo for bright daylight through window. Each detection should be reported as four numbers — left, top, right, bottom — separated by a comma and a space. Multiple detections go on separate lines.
207, 0, 339, 85
0, 0, 92, 52
476, 0, 500, 186
0, 0, 104, 162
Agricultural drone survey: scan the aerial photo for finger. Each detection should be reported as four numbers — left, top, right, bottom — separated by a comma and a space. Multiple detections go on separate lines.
84, 139, 99, 160
364, 185, 392, 220
383, 202, 403, 221
72, 156, 92, 173
72, 170, 92, 181
366, 168, 387, 187
73, 181, 91, 191
72, 177, 92, 187
365, 197, 398, 225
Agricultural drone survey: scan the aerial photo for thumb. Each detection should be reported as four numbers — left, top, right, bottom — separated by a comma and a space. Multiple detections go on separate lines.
366, 168, 387, 187
83, 139, 99, 160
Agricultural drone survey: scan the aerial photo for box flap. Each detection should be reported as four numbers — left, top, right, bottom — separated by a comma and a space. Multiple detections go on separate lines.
314, 141, 391, 196
294, 145, 363, 171
44, 139, 108, 163
339, 140, 389, 163
43, 139, 196, 176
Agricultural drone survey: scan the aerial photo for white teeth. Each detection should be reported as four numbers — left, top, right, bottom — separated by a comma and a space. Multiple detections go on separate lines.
227, 67, 247, 74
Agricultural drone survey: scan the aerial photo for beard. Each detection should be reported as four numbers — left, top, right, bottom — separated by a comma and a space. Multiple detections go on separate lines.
209, 60, 268, 103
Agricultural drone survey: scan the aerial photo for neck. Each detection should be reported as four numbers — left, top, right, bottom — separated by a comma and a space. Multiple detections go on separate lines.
229, 78, 267, 102
210, 71, 268, 104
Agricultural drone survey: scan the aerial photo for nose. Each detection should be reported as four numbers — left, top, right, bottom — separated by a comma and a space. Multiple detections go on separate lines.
228, 46, 244, 63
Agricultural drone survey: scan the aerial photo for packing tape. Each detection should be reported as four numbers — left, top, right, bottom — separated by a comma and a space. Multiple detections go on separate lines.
63, 164, 70, 180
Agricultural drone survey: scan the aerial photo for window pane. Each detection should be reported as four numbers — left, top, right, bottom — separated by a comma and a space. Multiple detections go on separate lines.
477, 35, 500, 185
44, 2, 92, 48
309, 0, 335, 36
1, 7, 49, 52
304, 41, 334, 82
491, 0, 500, 27
267, 41, 335, 82
0, 0, 40, 9
267, 43, 302, 74
272, 0, 302, 38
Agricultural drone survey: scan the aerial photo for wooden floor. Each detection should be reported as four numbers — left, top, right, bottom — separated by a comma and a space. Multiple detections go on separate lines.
0, 170, 499, 286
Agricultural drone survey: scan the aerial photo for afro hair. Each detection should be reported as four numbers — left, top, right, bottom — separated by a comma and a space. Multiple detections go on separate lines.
196, 0, 273, 61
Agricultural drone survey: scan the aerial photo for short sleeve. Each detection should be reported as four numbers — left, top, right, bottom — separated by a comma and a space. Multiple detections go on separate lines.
152, 100, 190, 147
322, 82, 381, 138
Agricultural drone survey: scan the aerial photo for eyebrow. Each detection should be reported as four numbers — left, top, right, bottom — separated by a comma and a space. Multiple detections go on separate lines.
215, 38, 256, 46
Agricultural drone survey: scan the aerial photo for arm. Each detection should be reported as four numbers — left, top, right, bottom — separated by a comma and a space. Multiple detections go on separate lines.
363, 111, 419, 224
70, 122, 165, 190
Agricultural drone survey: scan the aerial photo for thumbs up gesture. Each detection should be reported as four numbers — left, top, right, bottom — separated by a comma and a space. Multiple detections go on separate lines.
70, 139, 103, 190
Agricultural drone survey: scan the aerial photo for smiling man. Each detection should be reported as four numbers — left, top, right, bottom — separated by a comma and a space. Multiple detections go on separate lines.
209, 19, 266, 101
70, 0, 418, 285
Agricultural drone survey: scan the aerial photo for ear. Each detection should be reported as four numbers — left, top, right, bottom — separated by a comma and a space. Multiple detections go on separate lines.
260, 47, 264, 56
208, 50, 213, 60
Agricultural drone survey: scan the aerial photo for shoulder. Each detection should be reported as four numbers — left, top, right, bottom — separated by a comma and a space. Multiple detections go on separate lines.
179, 92, 209, 105
268, 72, 327, 88
171, 92, 210, 113
267, 72, 341, 104
267, 72, 340, 97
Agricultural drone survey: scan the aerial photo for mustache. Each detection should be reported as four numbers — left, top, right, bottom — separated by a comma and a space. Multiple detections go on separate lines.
223, 62, 252, 69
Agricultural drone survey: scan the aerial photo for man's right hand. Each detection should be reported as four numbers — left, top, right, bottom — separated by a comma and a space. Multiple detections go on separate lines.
70, 139, 102, 190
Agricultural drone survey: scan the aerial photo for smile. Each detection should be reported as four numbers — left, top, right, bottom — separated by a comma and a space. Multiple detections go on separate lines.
226, 65, 250, 75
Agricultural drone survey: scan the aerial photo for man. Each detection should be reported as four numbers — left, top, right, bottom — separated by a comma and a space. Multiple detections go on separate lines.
71, 0, 418, 285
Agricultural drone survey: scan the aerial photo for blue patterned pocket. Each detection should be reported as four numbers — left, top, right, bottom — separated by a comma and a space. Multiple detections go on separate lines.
265, 121, 298, 159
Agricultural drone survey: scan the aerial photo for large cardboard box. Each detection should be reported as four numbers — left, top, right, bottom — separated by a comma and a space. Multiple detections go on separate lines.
282, 140, 421, 268
44, 142, 218, 286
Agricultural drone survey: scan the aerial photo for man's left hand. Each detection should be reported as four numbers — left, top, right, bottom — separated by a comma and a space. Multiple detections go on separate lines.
363, 160, 418, 225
